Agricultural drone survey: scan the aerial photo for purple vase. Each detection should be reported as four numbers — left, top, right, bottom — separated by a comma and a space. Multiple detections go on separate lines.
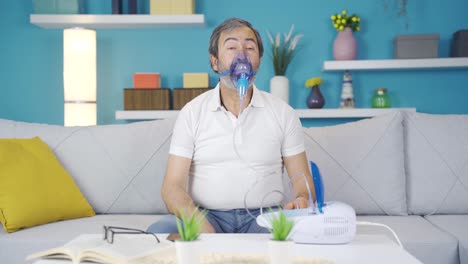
306, 86, 325, 109
333, 27, 357, 60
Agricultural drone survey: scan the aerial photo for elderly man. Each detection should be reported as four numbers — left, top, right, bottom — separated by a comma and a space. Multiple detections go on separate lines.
147, 17, 314, 234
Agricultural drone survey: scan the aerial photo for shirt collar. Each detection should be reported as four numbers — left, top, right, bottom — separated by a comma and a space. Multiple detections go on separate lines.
207, 83, 265, 111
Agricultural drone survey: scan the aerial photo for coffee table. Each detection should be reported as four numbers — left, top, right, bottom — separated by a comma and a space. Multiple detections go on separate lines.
33, 233, 422, 264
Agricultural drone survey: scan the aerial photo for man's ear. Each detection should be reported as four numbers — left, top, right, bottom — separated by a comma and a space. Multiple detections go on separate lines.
210, 54, 219, 72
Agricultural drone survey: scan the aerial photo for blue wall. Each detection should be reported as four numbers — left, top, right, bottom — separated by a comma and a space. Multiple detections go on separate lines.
1, 0, 467, 125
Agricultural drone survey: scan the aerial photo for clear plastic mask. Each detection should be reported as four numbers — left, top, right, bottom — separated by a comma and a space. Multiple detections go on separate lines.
219, 51, 256, 99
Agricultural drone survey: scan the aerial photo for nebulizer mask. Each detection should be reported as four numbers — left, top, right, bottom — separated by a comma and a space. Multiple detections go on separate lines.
219, 51, 256, 109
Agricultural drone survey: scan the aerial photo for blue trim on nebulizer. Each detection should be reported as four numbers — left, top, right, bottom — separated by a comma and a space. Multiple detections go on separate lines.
310, 161, 324, 214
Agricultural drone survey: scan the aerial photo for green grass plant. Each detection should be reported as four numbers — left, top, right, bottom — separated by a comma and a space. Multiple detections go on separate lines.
270, 209, 295, 241
176, 208, 206, 241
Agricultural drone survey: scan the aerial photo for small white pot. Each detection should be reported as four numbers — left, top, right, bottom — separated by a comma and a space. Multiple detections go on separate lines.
268, 239, 294, 264
175, 240, 201, 264
270, 75, 290, 104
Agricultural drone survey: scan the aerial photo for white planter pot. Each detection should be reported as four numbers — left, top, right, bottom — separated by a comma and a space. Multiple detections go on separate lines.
175, 240, 201, 264
270, 75, 289, 104
268, 240, 294, 264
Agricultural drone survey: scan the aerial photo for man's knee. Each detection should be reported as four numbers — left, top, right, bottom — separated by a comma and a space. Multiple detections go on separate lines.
146, 215, 179, 233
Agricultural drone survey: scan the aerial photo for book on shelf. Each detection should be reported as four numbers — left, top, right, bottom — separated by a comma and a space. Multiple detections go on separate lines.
26, 234, 174, 264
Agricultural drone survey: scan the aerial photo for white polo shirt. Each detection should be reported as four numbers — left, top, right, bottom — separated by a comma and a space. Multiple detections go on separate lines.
169, 83, 305, 210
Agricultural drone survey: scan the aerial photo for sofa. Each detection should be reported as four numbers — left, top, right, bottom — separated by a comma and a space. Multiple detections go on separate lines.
0, 110, 467, 264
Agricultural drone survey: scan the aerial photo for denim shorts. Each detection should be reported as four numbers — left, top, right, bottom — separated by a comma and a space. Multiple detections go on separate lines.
146, 208, 269, 234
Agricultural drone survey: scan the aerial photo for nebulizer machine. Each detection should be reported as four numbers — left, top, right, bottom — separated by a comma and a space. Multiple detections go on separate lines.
255, 162, 358, 244
222, 52, 403, 247
250, 160, 403, 246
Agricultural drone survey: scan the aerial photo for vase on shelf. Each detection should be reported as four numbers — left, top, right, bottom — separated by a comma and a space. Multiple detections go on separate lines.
270, 75, 289, 104
333, 27, 357, 60
372, 88, 391, 108
306, 85, 325, 109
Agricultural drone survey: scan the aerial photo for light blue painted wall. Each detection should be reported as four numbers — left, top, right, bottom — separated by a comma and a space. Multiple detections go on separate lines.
0, 0, 467, 125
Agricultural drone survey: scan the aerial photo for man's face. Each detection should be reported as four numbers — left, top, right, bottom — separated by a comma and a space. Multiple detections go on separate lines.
211, 26, 261, 77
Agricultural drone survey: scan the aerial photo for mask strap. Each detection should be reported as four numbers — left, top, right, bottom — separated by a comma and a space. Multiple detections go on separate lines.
219, 70, 231, 77
219, 70, 257, 78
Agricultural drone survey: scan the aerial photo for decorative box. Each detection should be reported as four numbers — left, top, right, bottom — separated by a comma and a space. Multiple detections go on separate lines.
171, 0, 195, 14
33, 0, 82, 14
150, 0, 194, 15
150, 0, 171, 14
451, 30, 468, 57
133, 73, 160, 89
124, 88, 171, 110
394, 34, 439, 59
183, 73, 209, 88
172, 88, 211, 110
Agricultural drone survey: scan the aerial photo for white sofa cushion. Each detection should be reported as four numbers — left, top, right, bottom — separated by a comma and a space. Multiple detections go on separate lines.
0, 118, 175, 214
425, 215, 468, 264
404, 112, 468, 215
358, 215, 459, 264
303, 111, 407, 215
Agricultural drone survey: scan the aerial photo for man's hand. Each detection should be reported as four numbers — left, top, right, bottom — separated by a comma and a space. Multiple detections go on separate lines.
284, 196, 309, 210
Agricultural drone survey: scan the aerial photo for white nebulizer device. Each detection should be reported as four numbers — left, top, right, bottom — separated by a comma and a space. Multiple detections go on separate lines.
255, 161, 357, 245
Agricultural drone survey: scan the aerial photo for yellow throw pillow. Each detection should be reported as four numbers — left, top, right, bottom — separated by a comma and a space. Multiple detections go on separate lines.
0, 137, 95, 233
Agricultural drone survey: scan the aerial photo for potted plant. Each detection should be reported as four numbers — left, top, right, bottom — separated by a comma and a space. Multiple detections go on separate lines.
267, 209, 295, 264
330, 9, 361, 60
266, 25, 303, 104
175, 208, 206, 264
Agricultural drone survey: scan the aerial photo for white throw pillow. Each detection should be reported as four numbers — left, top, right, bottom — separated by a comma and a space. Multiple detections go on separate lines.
303, 111, 407, 215
404, 112, 468, 215
0, 118, 175, 214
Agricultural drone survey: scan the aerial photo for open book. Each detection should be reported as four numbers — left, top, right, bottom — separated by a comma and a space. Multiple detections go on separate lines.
26, 234, 174, 264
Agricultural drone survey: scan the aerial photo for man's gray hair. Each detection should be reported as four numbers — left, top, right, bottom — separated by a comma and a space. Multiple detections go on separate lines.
209, 18, 264, 71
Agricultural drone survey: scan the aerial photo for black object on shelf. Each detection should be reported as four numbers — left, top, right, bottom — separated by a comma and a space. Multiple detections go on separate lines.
451, 30, 468, 57
129, 0, 138, 14
112, 0, 122, 14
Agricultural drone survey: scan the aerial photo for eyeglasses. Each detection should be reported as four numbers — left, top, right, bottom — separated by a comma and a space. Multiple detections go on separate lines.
103, 226, 160, 244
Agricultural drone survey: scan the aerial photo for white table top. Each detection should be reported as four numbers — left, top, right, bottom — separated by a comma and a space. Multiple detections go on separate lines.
33, 234, 422, 264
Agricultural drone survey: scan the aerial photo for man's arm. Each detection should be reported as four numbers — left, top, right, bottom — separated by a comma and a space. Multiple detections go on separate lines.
161, 154, 215, 233
283, 151, 316, 209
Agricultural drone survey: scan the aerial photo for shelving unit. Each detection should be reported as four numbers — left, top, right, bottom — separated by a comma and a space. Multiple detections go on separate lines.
323, 58, 468, 71
115, 108, 416, 120
30, 14, 205, 29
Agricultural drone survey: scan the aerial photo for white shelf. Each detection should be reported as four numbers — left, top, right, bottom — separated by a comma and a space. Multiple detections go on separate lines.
30, 14, 205, 29
294, 108, 415, 118
115, 108, 416, 120
116, 110, 179, 120
323, 58, 468, 71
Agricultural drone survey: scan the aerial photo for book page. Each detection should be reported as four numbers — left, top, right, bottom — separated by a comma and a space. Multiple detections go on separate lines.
27, 234, 173, 264
80, 234, 173, 263
26, 235, 105, 263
